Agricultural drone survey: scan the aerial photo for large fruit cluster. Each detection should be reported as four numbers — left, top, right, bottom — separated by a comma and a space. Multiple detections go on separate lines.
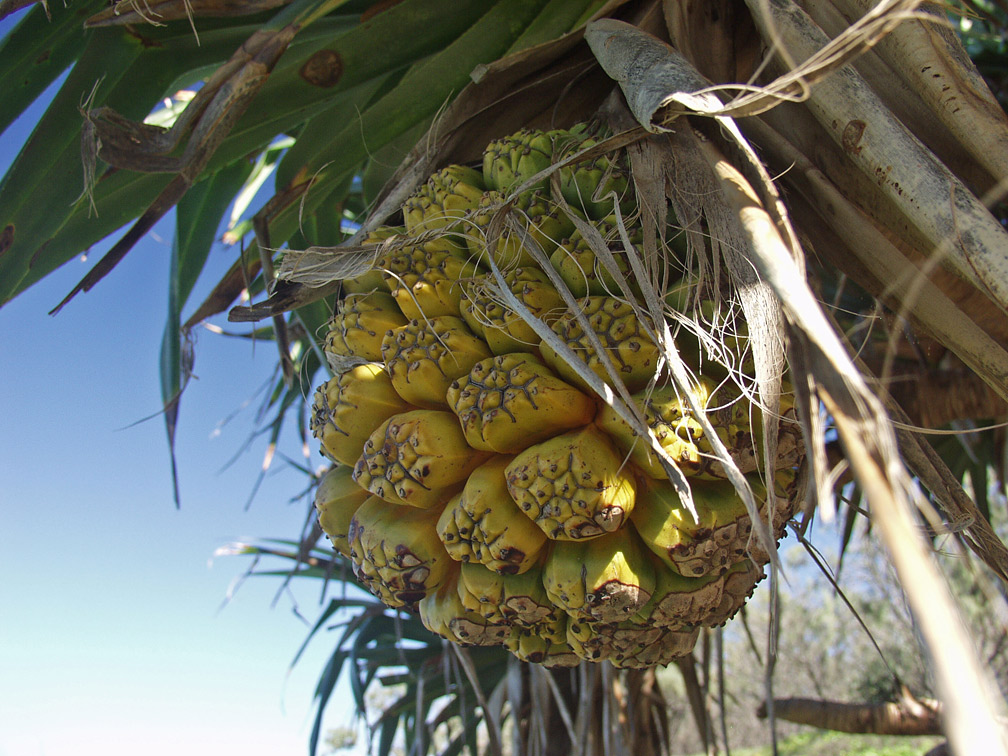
310, 126, 802, 668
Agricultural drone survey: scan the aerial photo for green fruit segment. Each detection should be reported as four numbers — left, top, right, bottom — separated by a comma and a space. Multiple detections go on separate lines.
558, 135, 634, 220
549, 216, 639, 298
456, 561, 560, 627
483, 128, 559, 195
465, 189, 574, 269
310, 363, 413, 467
506, 426, 636, 540
382, 315, 492, 409
353, 409, 489, 509
436, 457, 548, 574
447, 353, 596, 454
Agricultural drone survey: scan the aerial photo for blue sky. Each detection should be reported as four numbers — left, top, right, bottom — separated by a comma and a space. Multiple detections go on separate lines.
0, 12, 359, 756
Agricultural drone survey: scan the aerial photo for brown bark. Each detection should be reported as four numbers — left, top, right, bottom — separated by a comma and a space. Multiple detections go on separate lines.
755, 695, 943, 736
878, 367, 1008, 428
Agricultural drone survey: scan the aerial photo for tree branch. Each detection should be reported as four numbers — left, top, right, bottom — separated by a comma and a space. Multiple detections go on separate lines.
755, 695, 942, 736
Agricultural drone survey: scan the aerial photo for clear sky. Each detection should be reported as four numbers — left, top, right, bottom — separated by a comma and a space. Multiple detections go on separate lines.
0, 11, 360, 756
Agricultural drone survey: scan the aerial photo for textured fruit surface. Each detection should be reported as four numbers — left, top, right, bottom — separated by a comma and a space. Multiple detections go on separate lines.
314, 465, 371, 558
567, 617, 698, 668
403, 165, 485, 234
540, 296, 660, 393
483, 128, 558, 195
465, 189, 573, 269
324, 292, 408, 365
382, 315, 492, 409
457, 562, 560, 627
631, 477, 755, 578
507, 615, 580, 667
381, 238, 479, 320
308, 123, 804, 669
461, 265, 565, 354
419, 572, 511, 647
542, 528, 656, 623
353, 409, 488, 509
506, 426, 636, 540
348, 495, 451, 609
447, 353, 596, 454
437, 456, 548, 574
549, 218, 638, 298
311, 363, 413, 466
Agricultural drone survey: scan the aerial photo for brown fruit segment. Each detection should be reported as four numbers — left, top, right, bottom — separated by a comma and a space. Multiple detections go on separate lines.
353, 409, 489, 509
447, 353, 596, 455
347, 495, 451, 609
705, 560, 765, 626
310, 363, 413, 466
381, 315, 492, 409
641, 557, 730, 629
566, 618, 698, 668
505, 426, 636, 540
539, 296, 660, 394
436, 457, 548, 575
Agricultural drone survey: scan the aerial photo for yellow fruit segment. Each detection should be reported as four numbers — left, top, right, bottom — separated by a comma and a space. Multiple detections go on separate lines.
314, 465, 371, 558
324, 292, 408, 365
461, 265, 565, 355
353, 409, 489, 509
542, 528, 656, 624
419, 571, 511, 647
539, 296, 660, 394
381, 238, 480, 320
505, 426, 636, 540
310, 363, 413, 466
347, 495, 452, 609
436, 457, 548, 574
447, 353, 596, 454
631, 477, 754, 577
382, 315, 492, 409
